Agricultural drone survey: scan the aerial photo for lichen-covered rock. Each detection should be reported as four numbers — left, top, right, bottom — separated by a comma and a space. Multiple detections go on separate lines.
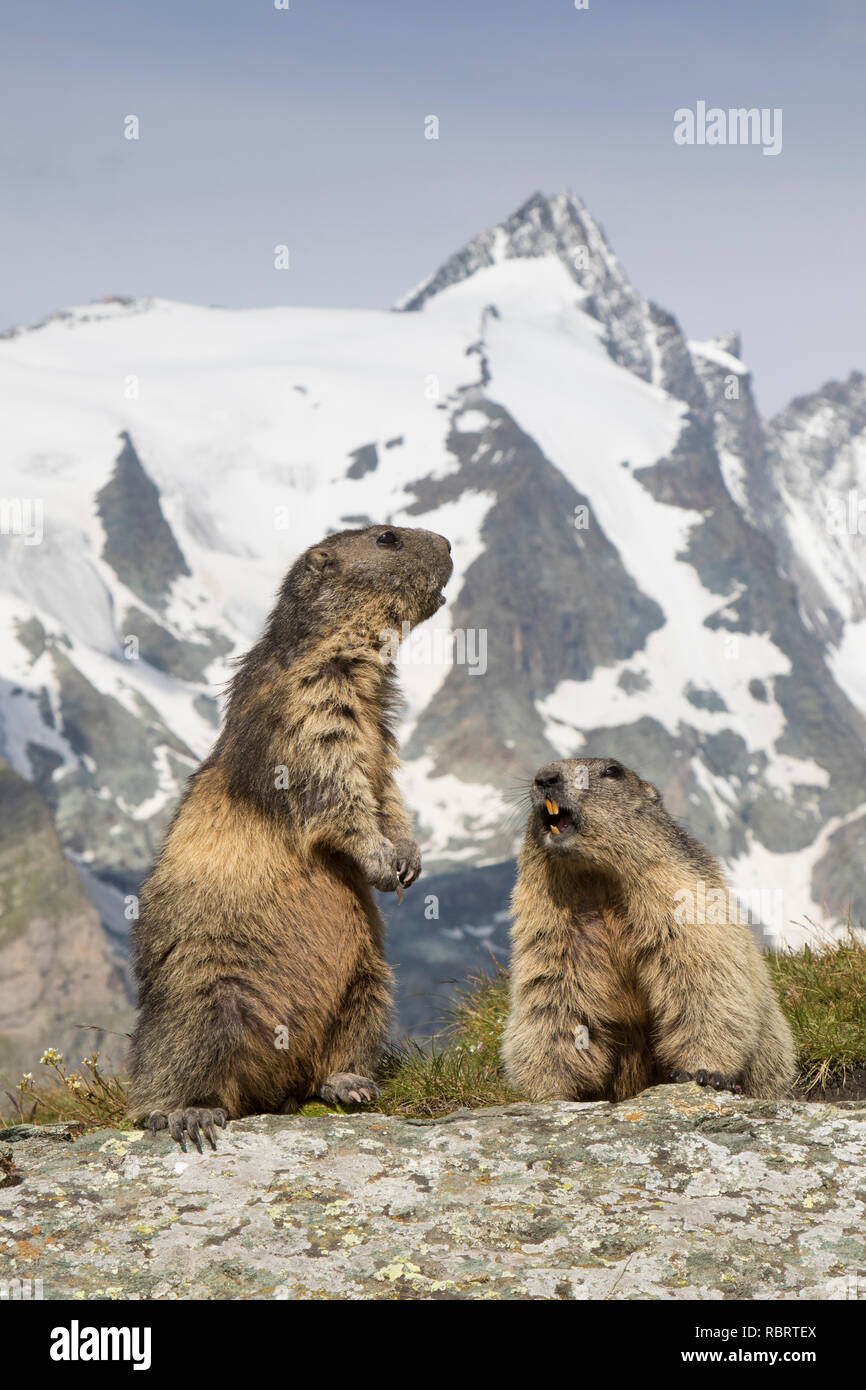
2, 1086, 864, 1300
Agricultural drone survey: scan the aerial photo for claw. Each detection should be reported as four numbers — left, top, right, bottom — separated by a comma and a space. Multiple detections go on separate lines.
168, 1111, 187, 1151
157, 1107, 227, 1152
185, 1114, 204, 1154
707, 1072, 743, 1095
671, 1069, 743, 1095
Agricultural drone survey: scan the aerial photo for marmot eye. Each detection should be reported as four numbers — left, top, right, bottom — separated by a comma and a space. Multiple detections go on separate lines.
376, 530, 401, 548
601, 764, 624, 779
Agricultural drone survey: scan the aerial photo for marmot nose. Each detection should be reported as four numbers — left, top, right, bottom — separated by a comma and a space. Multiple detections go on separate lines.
534, 768, 561, 791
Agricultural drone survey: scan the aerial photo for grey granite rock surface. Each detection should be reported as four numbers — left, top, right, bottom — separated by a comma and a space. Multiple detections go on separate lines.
2, 1085, 865, 1301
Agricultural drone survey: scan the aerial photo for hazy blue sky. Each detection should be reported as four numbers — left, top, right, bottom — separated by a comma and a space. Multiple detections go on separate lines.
2, 0, 863, 413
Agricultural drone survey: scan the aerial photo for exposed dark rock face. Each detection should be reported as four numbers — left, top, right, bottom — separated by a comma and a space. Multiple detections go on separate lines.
626, 390, 866, 902
812, 812, 866, 923
0, 761, 132, 1088
13, 617, 47, 664
346, 443, 379, 479
96, 432, 190, 612
122, 607, 232, 684
646, 301, 709, 419
48, 650, 195, 889
761, 372, 866, 640
405, 400, 664, 787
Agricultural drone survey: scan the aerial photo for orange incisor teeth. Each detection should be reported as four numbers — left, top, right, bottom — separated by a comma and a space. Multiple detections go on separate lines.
545, 798, 559, 815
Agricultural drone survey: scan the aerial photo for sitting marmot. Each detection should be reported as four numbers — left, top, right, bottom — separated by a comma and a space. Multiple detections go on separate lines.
502, 758, 796, 1102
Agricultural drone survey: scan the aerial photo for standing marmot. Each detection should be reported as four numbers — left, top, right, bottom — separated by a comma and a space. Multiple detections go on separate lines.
128, 524, 452, 1149
502, 758, 796, 1102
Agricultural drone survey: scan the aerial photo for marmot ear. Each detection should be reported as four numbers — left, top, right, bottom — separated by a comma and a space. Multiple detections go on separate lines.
305, 547, 334, 574
641, 779, 662, 804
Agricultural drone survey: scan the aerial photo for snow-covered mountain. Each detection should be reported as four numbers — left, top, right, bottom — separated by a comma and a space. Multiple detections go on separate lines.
1, 190, 865, 1051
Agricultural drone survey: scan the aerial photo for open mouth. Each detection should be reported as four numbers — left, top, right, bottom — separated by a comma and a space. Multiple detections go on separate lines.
540, 797, 576, 837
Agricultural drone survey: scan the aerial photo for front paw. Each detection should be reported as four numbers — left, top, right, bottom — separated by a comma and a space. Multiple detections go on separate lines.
358, 836, 400, 892
670, 1069, 743, 1095
391, 837, 421, 888
319, 1073, 381, 1106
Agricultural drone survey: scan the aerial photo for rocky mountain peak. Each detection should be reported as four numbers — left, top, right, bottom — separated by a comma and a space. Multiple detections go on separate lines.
396, 189, 653, 379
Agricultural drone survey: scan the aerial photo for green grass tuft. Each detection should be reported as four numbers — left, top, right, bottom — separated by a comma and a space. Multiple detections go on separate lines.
767, 926, 866, 1092
372, 967, 517, 1118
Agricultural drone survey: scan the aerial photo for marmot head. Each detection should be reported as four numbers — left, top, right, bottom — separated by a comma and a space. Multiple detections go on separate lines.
528, 757, 666, 873
285, 524, 453, 636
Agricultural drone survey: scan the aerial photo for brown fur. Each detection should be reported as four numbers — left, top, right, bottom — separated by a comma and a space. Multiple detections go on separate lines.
502, 758, 796, 1102
127, 525, 452, 1126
